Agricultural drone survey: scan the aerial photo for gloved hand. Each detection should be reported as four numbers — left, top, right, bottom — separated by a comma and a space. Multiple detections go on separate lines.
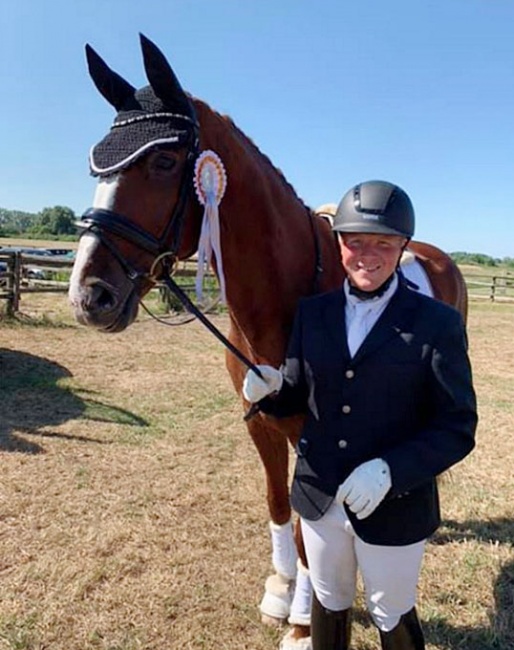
242, 365, 283, 403
336, 458, 391, 520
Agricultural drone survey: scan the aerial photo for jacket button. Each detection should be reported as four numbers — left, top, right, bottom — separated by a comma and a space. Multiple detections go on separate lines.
342, 405, 351, 414
345, 369, 355, 379
338, 439, 348, 449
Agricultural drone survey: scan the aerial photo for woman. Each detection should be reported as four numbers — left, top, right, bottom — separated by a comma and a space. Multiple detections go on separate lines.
243, 180, 477, 650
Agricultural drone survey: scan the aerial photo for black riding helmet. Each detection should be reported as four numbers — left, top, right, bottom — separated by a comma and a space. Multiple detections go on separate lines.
333, 180, 415, 239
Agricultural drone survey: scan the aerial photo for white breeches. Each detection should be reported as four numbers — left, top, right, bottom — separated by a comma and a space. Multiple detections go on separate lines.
300, 501, 425, 632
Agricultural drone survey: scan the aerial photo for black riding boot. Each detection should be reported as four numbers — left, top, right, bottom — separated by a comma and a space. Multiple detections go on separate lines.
311, 591, 352, 650
379, 607, 425, 650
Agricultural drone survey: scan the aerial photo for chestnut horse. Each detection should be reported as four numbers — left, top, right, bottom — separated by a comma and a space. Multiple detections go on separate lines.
69, 35, 467, 650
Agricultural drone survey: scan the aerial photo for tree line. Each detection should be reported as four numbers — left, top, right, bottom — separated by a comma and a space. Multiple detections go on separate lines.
449, 251, 514, 269
0, 206, 77, 240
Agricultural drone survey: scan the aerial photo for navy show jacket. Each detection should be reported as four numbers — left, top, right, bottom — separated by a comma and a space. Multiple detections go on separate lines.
258, 280, 477, 546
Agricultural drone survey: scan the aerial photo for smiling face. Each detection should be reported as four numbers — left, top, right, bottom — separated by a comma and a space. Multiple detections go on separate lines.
339, 232, 407, 292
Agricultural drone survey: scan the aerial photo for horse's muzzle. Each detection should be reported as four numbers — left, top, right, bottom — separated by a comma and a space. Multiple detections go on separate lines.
69, 280, 139, 332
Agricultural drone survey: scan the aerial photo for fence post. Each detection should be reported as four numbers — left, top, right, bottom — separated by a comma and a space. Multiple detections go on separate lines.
4, 252, 17, 316
12, 252, 22, 312
490, 276, 496, 302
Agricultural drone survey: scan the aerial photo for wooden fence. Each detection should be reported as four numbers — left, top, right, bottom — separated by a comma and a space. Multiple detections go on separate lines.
0, 250, 214, 317
1, 250, 513, 316
465, 273, 514, 302
0, 251, 74, 316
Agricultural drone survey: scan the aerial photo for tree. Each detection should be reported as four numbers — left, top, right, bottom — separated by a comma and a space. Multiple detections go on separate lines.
0, 208, 37, 234
31, 206, 76, 236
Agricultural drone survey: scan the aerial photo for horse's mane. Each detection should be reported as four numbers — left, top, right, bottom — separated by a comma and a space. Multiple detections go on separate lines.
192, 96, 312, 214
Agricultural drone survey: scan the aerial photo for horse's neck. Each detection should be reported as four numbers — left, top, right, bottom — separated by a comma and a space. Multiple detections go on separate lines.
195, 100, 340, 357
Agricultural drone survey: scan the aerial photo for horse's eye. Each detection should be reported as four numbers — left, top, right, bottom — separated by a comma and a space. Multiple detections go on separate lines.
154, 154, 176, 171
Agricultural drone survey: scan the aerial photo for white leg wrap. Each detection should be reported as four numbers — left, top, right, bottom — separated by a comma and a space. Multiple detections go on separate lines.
288, 560, 312, 626
270, 519, 298, 581
260, 573, 294, 621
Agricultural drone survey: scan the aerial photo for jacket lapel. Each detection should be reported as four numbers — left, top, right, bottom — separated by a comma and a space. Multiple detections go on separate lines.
320, 288, 352, 362
351, 282, 419, 364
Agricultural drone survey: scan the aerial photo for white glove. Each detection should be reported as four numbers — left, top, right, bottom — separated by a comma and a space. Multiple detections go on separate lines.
242, 365, 283, 403
336, 458, 391, 520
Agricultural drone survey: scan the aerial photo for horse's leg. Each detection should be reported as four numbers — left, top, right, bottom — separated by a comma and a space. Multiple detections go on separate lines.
226, 326, 312, 648
245, 415, 297, 618
246, 415, 312, 649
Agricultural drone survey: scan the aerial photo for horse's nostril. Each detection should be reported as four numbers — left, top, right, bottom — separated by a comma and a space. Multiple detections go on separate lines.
97, 287, 116, 310
88, 284, 117, 312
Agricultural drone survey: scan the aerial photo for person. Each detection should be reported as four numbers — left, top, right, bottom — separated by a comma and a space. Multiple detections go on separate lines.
242, 180, 477, 650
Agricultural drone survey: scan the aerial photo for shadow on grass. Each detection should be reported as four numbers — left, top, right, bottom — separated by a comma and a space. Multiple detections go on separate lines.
0, 348, 148, 453
423, 519, 514, 649
420, 559, 514, 649
433, 518, 514, 548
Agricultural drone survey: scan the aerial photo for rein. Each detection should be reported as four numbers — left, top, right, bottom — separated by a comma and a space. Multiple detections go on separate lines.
156, 266, 265, 421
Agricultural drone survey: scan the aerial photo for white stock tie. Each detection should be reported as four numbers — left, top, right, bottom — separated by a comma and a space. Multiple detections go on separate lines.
346, 301, 374, 358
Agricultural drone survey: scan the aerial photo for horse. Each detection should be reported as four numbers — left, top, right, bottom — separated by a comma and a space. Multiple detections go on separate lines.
68, 35, 468, 650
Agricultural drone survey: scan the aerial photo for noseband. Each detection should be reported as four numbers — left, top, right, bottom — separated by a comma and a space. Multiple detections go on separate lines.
77, 132, 200, 282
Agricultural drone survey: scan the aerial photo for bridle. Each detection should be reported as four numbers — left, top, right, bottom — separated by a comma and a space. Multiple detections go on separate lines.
77, 129, 200, 283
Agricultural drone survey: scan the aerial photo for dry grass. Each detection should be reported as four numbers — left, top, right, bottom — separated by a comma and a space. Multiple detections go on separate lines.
1, 294, 513, 650
0, 238, 77, 250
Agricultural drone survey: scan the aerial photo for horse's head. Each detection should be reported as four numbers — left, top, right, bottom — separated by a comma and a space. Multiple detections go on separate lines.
69, 34, 203, 332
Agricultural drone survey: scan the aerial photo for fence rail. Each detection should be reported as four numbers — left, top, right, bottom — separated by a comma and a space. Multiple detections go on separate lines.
0, 250, 212, 317
0, 251, 74, 315
1, 250, 514, 316
465, 274, 514, 302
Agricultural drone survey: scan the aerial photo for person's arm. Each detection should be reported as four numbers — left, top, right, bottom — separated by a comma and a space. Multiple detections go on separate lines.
383, 309, 477, 496
243, 301, 309, 418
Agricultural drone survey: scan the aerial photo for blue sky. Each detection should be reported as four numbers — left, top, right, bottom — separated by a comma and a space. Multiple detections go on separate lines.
1, 0, 513, 257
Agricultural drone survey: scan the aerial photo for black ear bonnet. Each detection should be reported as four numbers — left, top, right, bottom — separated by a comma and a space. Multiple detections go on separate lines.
87, 34, 199, 177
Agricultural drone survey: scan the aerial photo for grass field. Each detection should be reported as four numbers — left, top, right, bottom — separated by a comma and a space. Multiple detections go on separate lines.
0, 293, 513, 650
0, 238, 78, 250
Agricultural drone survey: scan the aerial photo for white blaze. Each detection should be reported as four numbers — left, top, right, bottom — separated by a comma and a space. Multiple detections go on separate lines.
68, 176, 121, 306
92, 176, 120, 209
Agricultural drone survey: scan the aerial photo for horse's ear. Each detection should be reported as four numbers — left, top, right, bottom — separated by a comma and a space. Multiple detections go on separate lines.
85, 44, 135, 111
139, 33, 192, 114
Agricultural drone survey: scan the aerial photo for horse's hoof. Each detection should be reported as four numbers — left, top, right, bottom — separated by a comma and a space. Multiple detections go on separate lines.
279, 627, 311, 650
259, 573, 294, 624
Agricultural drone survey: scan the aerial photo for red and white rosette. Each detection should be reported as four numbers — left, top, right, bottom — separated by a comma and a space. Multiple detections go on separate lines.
194, 150, 228, 303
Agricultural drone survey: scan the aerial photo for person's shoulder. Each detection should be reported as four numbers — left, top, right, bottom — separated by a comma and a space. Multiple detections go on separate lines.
298, 287, 343, 309
403, 284, 463, 325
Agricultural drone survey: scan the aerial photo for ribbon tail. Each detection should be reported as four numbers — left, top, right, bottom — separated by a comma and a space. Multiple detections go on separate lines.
207, 202, 226, 303
195, 215, 211, 301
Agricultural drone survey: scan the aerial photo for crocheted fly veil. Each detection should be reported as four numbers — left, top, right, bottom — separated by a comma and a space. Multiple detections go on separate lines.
86, 34, 198, 177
